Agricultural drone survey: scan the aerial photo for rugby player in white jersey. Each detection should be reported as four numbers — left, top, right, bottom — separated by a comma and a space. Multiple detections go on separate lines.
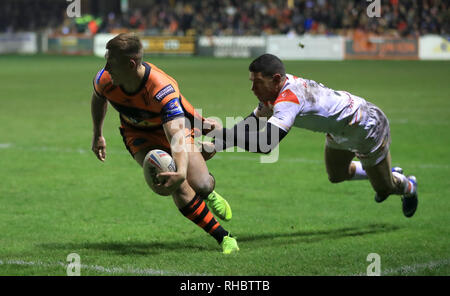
205, 54, 418, 218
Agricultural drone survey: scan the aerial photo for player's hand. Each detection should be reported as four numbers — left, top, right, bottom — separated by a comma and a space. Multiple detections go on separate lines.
155, 171, 186, 194
202, 117, 223, 134
199, 141, 217, 161
92, 135, 106, 162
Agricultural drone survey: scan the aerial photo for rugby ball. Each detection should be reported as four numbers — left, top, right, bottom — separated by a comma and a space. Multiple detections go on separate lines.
143, 149, 176, 196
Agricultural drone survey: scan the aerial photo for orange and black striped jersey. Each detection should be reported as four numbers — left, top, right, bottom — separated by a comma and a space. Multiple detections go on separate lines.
93, 62, 201, 129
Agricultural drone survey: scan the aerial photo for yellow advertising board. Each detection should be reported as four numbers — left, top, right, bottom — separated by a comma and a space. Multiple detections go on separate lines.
140, 36, 195, 54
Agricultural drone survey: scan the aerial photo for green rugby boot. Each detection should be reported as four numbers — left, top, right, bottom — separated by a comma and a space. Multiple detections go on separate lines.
205, 191, 232, 222
221, 235, 239, 254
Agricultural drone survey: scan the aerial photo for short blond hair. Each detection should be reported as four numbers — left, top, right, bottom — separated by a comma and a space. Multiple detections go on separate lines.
106, 33, 143, 64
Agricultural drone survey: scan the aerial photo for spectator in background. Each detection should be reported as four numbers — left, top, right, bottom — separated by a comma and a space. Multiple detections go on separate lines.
0, 0, 67, 33
1, 0, 448, 37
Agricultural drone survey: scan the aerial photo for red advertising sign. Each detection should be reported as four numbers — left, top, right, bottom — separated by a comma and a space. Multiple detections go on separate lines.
345, 31, 418, 60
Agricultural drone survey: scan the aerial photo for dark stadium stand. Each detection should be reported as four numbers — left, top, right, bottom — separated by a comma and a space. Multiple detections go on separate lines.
1, 0, 448, 36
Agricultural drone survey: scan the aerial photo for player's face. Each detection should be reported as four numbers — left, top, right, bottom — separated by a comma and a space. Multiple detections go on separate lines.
104, 50, 134, 85
250, 72, 279, 102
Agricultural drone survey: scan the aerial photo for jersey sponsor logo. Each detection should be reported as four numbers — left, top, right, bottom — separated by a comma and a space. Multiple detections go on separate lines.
162, 98, 184, 122
155, 84, 176, 102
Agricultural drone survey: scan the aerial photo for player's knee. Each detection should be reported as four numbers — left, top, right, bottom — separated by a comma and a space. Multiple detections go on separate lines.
196, 179, 215, 196
190, 175, 215, 196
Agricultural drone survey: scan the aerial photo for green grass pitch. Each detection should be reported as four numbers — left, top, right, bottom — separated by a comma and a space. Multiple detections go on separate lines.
0, 55, 449, 276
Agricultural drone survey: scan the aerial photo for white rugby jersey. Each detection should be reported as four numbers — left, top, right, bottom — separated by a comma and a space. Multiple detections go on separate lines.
255, 74, 369, 136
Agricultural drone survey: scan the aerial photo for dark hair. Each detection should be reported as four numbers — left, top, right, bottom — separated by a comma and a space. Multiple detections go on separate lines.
106, 33, 143, 63
249, 54, 285, 77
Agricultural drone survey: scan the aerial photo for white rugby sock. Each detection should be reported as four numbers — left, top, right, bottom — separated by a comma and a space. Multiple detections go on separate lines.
350, 161, 368, 180
392, 172, 409, 194
392, 171, 413, 195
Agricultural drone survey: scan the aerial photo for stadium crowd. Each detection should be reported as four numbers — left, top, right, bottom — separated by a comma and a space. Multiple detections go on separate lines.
0, 0, 67, 34
0, 0, 448, 37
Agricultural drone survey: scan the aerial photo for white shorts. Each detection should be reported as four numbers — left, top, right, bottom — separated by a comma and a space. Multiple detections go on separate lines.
325, 103, 391, 168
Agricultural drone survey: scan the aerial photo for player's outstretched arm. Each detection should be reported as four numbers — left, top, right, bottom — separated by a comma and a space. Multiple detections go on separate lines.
217, 120, 287, 154
206, 112, 288, 154
155, 117, 188, 194
91, 91, 108, 162
200, 102, 273, 159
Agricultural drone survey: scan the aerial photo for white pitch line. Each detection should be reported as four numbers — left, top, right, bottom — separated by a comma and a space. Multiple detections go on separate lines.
381, 258, 450, 276
3, 257, 448, 276
352, 258, 450, 276
0, 143, 129, 155
0, 258, 208, 276
1, 143, 448, 169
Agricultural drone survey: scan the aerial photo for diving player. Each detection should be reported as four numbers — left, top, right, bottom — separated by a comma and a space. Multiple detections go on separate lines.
206, 53, 418, 218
